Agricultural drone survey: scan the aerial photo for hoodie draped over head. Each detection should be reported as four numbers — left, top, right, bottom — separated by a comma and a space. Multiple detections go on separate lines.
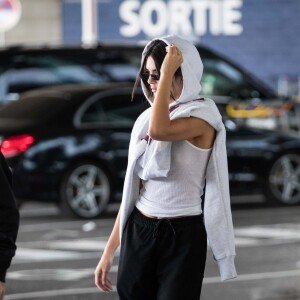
140, 35, 203, 105
119, 35, 237, 282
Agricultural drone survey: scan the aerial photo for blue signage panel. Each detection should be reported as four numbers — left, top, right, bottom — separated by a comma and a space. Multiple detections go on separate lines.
62, 0, 300, 90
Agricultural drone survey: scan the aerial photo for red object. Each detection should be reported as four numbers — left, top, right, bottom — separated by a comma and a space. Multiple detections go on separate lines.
0, 0, 13, 10
1, 135, 34, 158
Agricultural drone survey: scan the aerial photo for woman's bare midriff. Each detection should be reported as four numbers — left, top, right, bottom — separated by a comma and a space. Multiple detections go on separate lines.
137, 208, 190, 220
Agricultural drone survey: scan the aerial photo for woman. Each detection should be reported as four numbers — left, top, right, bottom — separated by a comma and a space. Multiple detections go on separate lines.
95, 35, 237, 299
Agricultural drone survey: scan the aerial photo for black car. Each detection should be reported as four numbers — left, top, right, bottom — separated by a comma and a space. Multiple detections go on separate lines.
0, 84, 299, 218
0, 43, 277, 108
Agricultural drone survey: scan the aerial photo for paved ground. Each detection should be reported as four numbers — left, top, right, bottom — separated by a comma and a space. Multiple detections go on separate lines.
4, 199, 300, 300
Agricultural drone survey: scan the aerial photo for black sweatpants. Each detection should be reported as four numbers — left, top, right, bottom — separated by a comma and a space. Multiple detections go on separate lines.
117, 208, 207, 300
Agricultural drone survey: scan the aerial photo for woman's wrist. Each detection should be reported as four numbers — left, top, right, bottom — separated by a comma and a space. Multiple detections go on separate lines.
103, 240, 119, 257
159, 72, 174, 81
156, 73, 173, 100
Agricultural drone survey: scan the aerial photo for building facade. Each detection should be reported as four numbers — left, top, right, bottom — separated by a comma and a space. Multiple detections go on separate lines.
3, 0, 300, 95
4, 0, 62, 46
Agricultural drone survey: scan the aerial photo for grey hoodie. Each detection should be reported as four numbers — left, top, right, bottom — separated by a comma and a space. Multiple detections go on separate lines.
141, 35, 203, 105
119, 35, 237, 281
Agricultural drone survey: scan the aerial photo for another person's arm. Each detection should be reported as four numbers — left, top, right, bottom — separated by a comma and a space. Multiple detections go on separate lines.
0, 153, 20, 300
95, 210, 121, 292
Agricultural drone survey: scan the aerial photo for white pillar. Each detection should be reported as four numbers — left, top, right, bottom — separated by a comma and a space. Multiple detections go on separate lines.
81, 0, 98, 46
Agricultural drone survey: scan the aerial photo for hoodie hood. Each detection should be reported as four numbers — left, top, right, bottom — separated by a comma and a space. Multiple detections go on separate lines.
140, 35, 203, 106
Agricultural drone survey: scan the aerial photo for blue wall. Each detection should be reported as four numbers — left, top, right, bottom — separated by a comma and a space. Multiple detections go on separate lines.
62, 0, 300, 93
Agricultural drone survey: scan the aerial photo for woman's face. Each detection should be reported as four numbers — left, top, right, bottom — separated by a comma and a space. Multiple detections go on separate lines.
145, 56, 183, 102
145, 56, 159, 95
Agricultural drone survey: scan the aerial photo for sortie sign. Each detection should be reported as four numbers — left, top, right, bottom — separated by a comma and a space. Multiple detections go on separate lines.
0, 0, 21, 32
119, 0, 243, 38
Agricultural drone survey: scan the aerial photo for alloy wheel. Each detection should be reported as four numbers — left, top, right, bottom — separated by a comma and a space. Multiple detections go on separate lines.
268, 153, 300, 205
63, 163, 111, 218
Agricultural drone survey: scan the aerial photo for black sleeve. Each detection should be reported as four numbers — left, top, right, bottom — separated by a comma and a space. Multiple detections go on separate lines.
0, 152, 20, 282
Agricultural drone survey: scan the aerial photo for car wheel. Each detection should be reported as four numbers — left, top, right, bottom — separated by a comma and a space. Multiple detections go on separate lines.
267, 153, 300, 205
60, 161, 111, 218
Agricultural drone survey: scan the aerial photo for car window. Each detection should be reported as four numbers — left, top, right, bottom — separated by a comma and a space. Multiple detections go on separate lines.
201, 59, 261, 99
101, 63, 139, 81
0, 53, 139, 104
81, 99, 104, 123
4, 56, 108, 91
102, 93, 148, 123
78, 91, 149, 127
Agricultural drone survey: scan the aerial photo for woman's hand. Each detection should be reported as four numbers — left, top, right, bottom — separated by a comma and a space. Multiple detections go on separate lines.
160, 44, 183, 78
95, 211, 121, 293
95, 252, 114, 292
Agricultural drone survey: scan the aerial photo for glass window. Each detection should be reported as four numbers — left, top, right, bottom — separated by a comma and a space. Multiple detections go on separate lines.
0, 53, 140, 104
81, 99, 104, 123
201, 59, 260, 99
101, 64, 139, 81
80, 91, 149, 127
4, 55, 108, 92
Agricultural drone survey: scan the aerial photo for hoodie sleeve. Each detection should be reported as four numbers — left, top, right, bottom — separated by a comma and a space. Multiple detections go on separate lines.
119, 108, 150, 240
204, 124, 237, 281
0, 152, 19, 282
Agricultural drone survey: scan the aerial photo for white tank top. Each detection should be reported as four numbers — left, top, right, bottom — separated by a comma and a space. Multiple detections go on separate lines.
136, 140, 212, 217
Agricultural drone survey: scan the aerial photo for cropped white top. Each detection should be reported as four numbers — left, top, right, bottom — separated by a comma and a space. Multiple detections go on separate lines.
135, 140, 212, 217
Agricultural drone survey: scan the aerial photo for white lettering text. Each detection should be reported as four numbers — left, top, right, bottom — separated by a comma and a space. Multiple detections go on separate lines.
119, 0, 244, 38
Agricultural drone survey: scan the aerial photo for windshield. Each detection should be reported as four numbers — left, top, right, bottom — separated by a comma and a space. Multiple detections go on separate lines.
0, 52, 139, 104
201, 58, 261, 99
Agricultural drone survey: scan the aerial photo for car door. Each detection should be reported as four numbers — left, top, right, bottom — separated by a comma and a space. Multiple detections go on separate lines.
76, 87, 149, 181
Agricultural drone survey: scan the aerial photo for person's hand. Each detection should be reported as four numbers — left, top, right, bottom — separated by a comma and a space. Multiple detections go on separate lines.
95, 252, 114, 292
160, 44, 183, 78
0, 281, 5, 300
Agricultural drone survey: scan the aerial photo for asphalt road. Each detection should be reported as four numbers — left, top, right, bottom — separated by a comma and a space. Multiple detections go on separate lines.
4, 199, 300, 300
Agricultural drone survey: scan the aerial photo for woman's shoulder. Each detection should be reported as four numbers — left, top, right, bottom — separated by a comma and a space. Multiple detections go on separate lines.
178, 97, 220, 116
180, 97, 223, 130
197, 97, 221, 115
196, 97, 217, 108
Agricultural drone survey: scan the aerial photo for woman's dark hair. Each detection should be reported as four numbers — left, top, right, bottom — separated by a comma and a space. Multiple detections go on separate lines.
132, 39, 182, 100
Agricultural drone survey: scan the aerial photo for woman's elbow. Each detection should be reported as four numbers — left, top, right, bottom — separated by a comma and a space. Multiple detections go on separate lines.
148, 127, 167, 140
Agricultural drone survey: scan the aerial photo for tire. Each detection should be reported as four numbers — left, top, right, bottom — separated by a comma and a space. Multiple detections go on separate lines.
266, 153, 300, 205
60, 161, 112, 218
